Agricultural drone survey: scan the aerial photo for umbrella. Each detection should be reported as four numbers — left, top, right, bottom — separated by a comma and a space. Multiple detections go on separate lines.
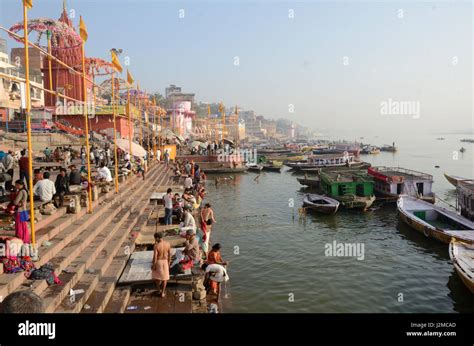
223, 138, 235, 147
190, 141, 202, 148
115, 138, 147, 157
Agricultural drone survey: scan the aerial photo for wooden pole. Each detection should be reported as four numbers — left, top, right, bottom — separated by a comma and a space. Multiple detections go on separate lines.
111, 72, 119, 193
80, 28, 93, 213
128, 85, 132, 156
22, 2, 36, 246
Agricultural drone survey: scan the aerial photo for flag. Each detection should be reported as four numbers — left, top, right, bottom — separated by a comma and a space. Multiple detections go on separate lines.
111, 50, 122, 73
23, 0, 33, 9
79, 16, 88, 42
127, 70, 134, 85
153, 97, 156, 106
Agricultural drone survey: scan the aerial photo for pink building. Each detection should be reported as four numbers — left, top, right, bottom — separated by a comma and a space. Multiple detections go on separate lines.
167, 101, 195, 137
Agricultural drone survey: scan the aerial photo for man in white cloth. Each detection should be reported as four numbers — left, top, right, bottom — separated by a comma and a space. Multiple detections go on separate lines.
184, 175, 193, 189
97, 162, 113, 182
33, 171, 56, 202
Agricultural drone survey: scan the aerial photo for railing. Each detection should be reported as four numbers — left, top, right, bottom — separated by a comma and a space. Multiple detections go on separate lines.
369, 166, 432, 180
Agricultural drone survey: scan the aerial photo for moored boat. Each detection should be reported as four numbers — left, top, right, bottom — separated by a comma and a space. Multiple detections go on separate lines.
302, 194, 340, 214
444, 172, 469, 187
397, 195, 474, 245
284, 152, 357, 170
457, 180, 474, 221
300, 161, 371, 173
449, 239, 474, 294
246, 163, 263, 172
318, 170, 376, 210
380, 144, 397, 152
261, 163, 282, 172
368, 166, 435, 203
297, 176, 320, 188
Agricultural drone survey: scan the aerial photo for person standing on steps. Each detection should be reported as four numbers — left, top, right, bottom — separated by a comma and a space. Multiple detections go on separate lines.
163, 188, 173, 225
151, 232, 171, 298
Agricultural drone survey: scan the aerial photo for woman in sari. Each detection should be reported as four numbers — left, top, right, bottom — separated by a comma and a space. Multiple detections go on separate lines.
13, 180, 30, 244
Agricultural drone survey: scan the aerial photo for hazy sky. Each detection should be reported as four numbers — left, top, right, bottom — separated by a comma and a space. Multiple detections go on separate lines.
0, 0, 472, 135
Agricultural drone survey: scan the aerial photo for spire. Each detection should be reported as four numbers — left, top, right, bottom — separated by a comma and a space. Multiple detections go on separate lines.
59, 0, 72, 27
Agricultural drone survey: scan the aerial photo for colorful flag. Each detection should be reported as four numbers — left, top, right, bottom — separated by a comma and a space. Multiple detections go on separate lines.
79, 16, 88, 42
23, 0, 33, 9
127, 70, 134, 85
111, 50, 123, 73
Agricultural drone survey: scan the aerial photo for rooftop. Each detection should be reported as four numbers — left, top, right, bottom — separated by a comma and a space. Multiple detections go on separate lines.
321, 170, 373, 184
369, 166, 433, 181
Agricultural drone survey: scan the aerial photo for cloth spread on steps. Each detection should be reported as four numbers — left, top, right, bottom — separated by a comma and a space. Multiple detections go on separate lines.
27, 262, 62, 285
1, 256, 35, 274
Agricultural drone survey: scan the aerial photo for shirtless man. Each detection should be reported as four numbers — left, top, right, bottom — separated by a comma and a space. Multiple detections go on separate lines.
201, 203, 217, 232
151, 232, 171, 297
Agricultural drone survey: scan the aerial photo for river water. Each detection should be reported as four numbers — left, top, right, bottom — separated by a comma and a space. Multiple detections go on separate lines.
205, 132, 474, 313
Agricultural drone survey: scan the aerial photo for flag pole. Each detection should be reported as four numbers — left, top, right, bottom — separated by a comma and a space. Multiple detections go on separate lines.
152, 98, 157, 162
46, 30, 54, 110
80, 17, 93, 213
127, 81, 132, 156
22, 1, 36, 247
145, 91, 150, 162
111, 72, 119, 193
137, 84, 143, 148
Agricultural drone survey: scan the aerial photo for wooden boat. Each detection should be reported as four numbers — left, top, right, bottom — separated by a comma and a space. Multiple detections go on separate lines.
300, 161, 371, 173
368, 166, 435, 203
397, 195, 474, 245
444, 173, 469, 187
318, 170, 376, 210
261, 164, 282, 172
202, 167, 248, 174
302, 194, 340, 214
457, 180, 474, 221
380, 144, 397, 152
246, 164, 263, 172
297, 176, 320, 188
449, 239, 474, 293
285, 152, 357, 170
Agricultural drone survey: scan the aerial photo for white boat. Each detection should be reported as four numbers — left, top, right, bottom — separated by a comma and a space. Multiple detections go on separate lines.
449, 239, 474, 294
369, 167, 435, 203
246, 163, 263, 172
397, 195, 474, 245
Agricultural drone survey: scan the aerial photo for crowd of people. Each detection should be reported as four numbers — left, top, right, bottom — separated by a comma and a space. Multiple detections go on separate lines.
151, 160, 228, 300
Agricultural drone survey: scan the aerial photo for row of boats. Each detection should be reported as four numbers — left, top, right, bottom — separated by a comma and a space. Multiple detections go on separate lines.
298, 165, 474, 294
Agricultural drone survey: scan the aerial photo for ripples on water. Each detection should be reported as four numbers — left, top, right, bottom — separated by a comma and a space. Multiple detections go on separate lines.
205, 136, 474, 313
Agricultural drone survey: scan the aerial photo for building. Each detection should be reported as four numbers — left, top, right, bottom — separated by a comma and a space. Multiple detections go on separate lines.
165, 84, 195, 105
40, 4, 92, 109
167, 101, 195, 137
0, 38, 44, 125
263, 119, 277, 137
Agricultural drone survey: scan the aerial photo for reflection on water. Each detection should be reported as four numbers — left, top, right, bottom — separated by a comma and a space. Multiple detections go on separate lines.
204, 134, 474, 313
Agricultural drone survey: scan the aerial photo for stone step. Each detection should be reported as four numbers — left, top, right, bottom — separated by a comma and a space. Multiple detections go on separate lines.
102, 287, 131, 313
16, 207, 128, 298
0, 164, 165, 299
55, 190, 156, 313
79, 208, 153, 313
39, 172, 164, 313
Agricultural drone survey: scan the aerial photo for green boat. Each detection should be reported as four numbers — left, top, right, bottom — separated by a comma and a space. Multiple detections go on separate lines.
319, 170, 376, 211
